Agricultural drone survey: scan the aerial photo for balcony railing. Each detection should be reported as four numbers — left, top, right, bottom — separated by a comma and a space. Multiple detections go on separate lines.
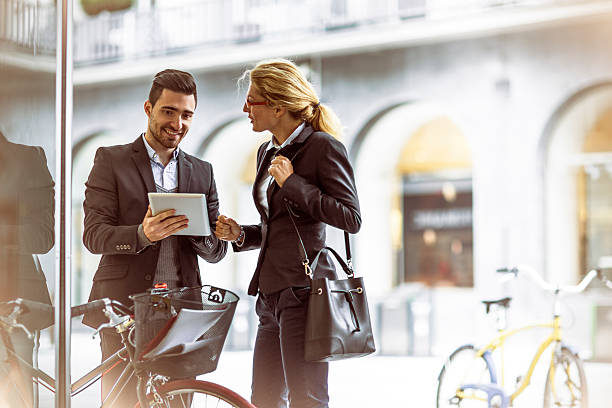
0, 0, 596, 66
0, 0, 56, 57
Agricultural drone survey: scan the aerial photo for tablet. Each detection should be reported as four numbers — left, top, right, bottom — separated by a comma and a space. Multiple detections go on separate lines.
148, 193, 211, 236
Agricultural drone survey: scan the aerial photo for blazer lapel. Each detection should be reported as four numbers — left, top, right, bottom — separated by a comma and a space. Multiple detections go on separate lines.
253, 125, 315, 221
252, 145, 275, 222
131, 136, 156, 193
177, 150, 192, 193
266, 176, 276, 207
266, 125, 314, 201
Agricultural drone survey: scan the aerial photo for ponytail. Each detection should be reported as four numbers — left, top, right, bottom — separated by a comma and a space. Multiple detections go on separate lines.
309, 102, 342, 138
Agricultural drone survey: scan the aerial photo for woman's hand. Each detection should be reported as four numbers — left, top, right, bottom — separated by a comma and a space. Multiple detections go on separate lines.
269, 155, 293, 188
215, 214, 241, 241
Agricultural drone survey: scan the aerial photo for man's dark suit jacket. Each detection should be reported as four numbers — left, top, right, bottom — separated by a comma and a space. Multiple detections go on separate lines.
82, 136, 227, 327
0, 140, 54, 308
234, 124, 361, 296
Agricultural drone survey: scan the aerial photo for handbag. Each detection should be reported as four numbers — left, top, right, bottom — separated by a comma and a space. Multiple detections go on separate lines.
286, 204, 376, 362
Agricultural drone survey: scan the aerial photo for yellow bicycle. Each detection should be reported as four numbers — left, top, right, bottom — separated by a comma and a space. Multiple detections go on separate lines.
436, 266, 612, 408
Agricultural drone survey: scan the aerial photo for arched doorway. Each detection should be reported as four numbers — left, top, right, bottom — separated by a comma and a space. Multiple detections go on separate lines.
542, 82, 612, 284
351, 102, 473, 295
398, 117, 473, 288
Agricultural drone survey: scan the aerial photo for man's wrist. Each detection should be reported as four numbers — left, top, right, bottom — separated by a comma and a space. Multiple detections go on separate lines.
137, 223, 154, 250
232, 226, 245, 247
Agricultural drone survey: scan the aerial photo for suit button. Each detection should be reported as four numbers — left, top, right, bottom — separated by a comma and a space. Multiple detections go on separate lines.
116, 245, 120, 250
127, 244, 131, 250
144, 274, 152, 281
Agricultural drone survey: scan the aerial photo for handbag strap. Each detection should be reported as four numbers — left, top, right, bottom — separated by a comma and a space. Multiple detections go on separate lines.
310, 246, 353, 278
285, 202, 354, 279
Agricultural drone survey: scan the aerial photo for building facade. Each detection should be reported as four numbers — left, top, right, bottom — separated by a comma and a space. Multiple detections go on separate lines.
2, 0, 612, 364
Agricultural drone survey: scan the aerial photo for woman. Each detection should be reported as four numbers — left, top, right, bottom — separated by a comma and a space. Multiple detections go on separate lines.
215, 58, 361, 408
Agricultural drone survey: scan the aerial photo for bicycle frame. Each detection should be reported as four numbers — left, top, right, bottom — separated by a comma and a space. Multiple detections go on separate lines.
0, 320, 146, 408
456, 286, 569, 406
466, 315, 561, 403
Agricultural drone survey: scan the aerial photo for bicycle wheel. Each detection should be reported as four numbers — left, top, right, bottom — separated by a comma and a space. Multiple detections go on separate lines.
136, 379, 255, 408
543, 347, 587, 408
437, 344, 494, 408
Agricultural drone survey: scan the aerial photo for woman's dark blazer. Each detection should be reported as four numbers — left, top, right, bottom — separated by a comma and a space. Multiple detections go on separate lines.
234, 124, 361, 296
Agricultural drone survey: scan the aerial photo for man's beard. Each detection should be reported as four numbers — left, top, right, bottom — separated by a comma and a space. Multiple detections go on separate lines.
150, 124, 182, 149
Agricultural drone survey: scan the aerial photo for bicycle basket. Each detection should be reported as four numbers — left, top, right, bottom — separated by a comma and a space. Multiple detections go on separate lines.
130, 285, 239, 378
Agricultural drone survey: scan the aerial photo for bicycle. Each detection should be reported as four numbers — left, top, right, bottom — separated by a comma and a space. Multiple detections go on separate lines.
0, 285, 256, 407
436, 266, 612, 408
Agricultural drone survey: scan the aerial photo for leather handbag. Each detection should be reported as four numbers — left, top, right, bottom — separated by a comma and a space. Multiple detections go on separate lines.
286, 205, 376, 362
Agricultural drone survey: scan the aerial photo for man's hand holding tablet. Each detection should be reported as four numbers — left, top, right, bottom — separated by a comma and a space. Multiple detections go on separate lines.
147, 193, 211, 237
142, 206, 188, 242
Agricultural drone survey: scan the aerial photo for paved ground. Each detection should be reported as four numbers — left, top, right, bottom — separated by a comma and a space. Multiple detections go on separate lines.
33, 331, 612, 407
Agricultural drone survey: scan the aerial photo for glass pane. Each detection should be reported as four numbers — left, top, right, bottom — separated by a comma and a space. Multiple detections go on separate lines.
402, 177, 473, 287
585, 163, 612, 274
0, 0, 57, 406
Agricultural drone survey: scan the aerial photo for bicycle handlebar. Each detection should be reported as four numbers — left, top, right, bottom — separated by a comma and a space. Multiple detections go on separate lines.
0, 298, 131, 324
71, 299, 109, 318
497, 265, 557, 292
497, 265, 611, 294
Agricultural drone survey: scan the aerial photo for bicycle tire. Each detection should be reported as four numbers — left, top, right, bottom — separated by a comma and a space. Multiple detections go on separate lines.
436, 344, 494, 408
543, 346, 587, 408
135, 379, 255, 408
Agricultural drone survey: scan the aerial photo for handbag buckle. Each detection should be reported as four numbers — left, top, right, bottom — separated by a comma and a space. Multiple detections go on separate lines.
347, 259, 355, 278
303, 260, 313, 278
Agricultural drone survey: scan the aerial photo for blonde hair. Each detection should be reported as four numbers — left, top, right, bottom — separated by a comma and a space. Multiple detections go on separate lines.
241, 58, 342, 137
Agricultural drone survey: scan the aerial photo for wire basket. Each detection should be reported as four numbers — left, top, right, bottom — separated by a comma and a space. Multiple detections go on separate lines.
130, 285, 239, 378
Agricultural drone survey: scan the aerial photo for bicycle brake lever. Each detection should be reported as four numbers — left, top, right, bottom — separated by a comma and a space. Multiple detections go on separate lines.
92, 322, 113, 339
13, 322, 34, 340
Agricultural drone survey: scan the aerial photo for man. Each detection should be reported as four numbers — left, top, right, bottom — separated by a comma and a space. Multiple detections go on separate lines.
82, 69, 227, 406
0, 130, 54, 407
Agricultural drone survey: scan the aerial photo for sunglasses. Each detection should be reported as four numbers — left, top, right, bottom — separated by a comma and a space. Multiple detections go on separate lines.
245, 100, 268, 107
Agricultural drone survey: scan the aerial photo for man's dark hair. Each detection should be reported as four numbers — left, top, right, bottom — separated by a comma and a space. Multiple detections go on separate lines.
148, 69, 197, 107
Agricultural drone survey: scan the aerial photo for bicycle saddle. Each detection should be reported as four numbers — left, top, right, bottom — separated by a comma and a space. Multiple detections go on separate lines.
481, 297, 512, 313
